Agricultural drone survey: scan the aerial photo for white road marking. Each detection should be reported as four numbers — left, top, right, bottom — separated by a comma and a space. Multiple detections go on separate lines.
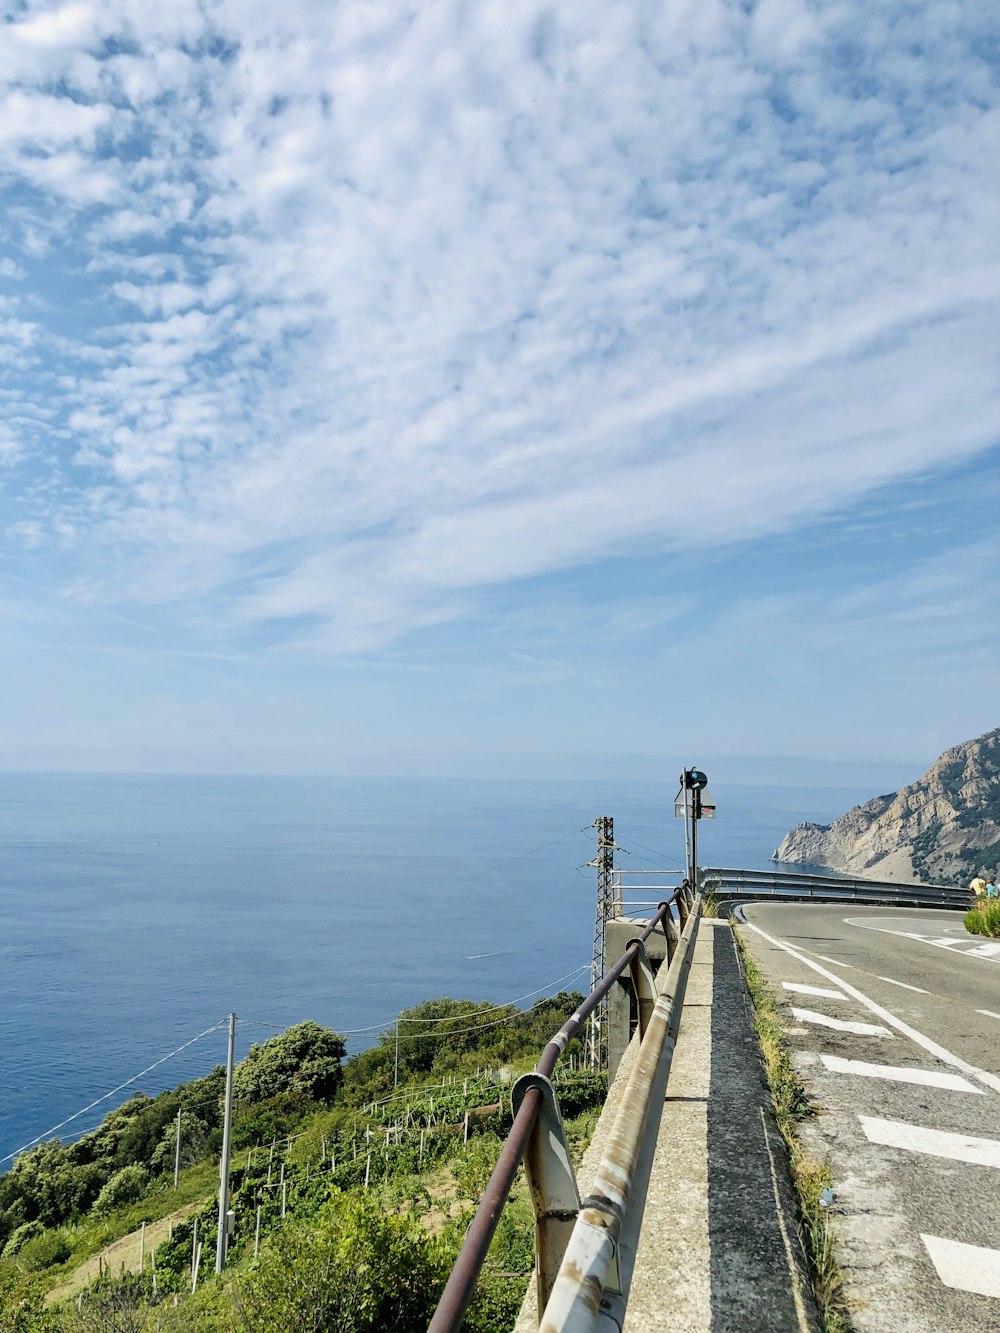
782, 982, 846, 999
817, 1054, 983, 1094
816, 955, 849, 966
968, 943, 1000, 958
921, 1235, 1000, 1299
790, 1008, 893, 1036
844, 917, 1000, 963
979, 1009, 1000, 1020
859, 1115, 1000, 1167
875, 975, 928, 993
742, 918, 1000, 1096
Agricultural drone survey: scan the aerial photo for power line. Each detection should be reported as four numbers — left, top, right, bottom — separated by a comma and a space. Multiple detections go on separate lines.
4, 969, 591, 1163
391, 967, 590, 1041
0, 1020, 227, 1167
422, 825, 594, 903
394, 963, 593, 1024
242, 960, 592, 1039
617, 837, 682, 869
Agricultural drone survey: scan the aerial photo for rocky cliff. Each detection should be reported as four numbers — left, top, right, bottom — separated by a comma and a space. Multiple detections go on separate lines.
774, 728, 1000, 885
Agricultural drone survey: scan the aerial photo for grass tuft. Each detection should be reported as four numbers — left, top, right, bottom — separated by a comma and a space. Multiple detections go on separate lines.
735, 930, 851, 1333
698, 872, 723, 920
965, 900, 1000, 937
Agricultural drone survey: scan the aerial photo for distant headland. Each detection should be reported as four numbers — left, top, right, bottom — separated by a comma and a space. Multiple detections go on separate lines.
774, 727, 1000, 886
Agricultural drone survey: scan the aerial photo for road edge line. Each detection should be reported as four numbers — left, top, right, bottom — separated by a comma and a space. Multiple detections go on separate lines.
740, 917, 1000, 1098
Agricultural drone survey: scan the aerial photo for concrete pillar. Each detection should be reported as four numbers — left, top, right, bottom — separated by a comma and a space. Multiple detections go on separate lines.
605, 916, 673, 1083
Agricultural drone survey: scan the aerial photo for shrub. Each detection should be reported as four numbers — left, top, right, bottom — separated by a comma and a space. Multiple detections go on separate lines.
17, 1229, 70, 1271
233, 1022, 346, 1106
149, 1111, 212, 1177
464, 1273, 531, 1333
454, 1133, 503, 1204
233, 1192, 449, 1331
1, 1220, 44, 1258
232, 1091, 313, 1150
966, 901, 1000, 938
0, 1280, 64, 1333
93, 1164, 148, 1215
73, 1274, 148, 1333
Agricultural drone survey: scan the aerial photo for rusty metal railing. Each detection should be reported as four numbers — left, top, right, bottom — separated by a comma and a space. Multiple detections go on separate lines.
427, 887, 691, 1333
537, 893, 701, 1330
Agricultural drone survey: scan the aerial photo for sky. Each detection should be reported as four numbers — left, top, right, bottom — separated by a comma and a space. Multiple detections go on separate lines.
0, 0, 997, 784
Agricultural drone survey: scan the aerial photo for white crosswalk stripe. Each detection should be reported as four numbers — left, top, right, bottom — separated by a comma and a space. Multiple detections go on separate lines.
816, 1055, 984, 1094
921, 1235, 1000, 1299
859, 1116, 1000, 1168
757, 919, 1000, 1316
782, 982, 846, 999
790, 1008, 893, 1036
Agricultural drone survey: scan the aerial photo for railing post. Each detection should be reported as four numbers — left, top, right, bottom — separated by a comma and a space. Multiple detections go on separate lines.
428, 898, 678, 1333
626, 939, 656, 1040
677, 881, 690, 929
537, 895, 703, 1331
511, 1073, 581, 1317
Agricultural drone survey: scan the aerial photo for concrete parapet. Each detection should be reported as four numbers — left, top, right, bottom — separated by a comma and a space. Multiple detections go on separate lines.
516, 919, 817, 1332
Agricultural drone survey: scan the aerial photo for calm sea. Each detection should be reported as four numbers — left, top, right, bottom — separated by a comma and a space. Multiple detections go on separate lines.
0, 773, 869, 1164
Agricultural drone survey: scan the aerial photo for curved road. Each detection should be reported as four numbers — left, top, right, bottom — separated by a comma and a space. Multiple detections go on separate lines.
739, 902, 1000, 1333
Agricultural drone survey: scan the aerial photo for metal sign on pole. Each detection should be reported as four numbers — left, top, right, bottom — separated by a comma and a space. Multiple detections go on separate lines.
674, 769, 716, 888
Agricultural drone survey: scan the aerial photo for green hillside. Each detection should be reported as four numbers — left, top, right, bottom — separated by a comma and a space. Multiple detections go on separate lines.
0, 993, 604, 1332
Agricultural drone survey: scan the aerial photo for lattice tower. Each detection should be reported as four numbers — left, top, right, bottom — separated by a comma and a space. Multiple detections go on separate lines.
586, 816, 617, 1069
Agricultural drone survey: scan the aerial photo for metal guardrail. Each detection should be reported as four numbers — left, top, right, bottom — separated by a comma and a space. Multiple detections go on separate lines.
703, 865, 969, 910
429, 862, 965, 1332
538, 894, 701, 1332
427, 887, 692, 1333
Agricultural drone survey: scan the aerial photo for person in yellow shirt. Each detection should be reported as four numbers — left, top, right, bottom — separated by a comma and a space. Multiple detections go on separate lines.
970, 873, 986, 898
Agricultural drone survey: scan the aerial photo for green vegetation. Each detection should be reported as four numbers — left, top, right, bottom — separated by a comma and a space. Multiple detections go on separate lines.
0, 993, 603, 1332
232, 1193, 448, 1332
965, 900, 1000, 938
233, 1022, 345, 1105
697, 870, 721, 919
735, 930, 850, 1333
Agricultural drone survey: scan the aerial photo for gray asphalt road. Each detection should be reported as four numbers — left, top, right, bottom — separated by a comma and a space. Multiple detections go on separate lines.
738, 902, 1000, 1333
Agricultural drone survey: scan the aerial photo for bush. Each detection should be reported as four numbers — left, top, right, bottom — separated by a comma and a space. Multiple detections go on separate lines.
0, 1280, 65, 1333
93, 1164, 148, 1215
150, 1111, 212, 1176
233, 1192, 449, 1331
232, 1091, 312, 1150
1, 1221, 44, 1258
965, 901, 1000, 937
17, 1230, 70, 1272
454, 1133, 503, 1204
233, 1022, 346, 1106
73, 1274, 148, 1333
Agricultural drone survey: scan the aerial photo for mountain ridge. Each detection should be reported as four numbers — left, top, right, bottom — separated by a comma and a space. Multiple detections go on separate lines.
774, 728, 1000, 885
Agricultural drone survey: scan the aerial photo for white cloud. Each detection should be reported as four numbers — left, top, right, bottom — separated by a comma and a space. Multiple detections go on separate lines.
0, 0, 997, 652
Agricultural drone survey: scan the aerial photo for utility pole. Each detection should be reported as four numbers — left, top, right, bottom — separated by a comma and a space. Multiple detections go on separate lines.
394, 1015, 400, 1089
215, 1013, 236, 1274
586, 816, 617, 1069
173, 1108, 182, 1190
